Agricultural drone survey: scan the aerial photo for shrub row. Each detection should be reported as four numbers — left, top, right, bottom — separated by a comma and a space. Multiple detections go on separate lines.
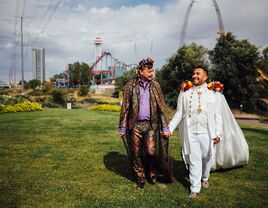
89, 104, 121, 112
0, 102, 42, 113
0, 95, 25, 105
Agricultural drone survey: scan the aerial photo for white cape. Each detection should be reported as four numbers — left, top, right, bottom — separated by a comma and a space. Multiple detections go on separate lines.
211, 94, 249, 170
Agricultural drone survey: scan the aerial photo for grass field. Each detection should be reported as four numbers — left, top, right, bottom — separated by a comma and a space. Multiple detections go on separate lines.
0, 108, 267, 207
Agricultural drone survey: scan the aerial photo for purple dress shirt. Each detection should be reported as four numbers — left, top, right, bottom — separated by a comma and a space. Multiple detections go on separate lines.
137, 80, 150, 121
119, 79, 169, 134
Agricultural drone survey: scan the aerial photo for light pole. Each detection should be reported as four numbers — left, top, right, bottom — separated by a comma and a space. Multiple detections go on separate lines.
20, 16, 24, 94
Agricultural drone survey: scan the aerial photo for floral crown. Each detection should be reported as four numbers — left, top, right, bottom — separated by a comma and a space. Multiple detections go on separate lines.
179, 80, 224, 93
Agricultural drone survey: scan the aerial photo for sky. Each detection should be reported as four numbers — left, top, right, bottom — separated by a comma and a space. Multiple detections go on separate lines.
0, 0, 268, 84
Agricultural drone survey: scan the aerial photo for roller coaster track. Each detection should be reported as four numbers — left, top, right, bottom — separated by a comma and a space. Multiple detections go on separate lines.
90, 51, 137, 84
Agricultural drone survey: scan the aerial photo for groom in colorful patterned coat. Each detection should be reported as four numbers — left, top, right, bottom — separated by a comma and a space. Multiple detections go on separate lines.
119, 57, 172, 189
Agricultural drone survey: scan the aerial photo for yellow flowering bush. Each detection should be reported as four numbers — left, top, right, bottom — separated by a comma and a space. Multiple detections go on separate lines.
0, 102, 42, 113
89, 104, 121, 112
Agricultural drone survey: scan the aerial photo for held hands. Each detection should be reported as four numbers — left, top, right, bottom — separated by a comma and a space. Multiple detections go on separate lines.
120, 130, 172, 139
161, 130, 172, 139
213, 137, 221, 144
119, 132, 126, 138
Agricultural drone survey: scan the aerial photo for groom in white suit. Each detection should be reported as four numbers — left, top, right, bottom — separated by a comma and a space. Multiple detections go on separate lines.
169, 66, 222, 198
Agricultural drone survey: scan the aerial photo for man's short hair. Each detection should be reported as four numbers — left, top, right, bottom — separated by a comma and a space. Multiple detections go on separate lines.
138, 57, 154, 70
194, 65, 208, 76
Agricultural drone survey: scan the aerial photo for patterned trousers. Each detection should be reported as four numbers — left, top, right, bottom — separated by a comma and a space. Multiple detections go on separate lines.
130, 120, 157, 184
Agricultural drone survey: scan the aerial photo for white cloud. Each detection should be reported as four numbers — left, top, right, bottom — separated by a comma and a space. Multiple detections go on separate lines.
79, 27, 88, 33
0, 0, 268, 83
4, 42, 13, 48
74, 3, 87, 13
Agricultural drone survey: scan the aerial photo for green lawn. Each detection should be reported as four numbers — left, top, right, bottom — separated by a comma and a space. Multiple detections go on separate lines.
0, 109, 267, 207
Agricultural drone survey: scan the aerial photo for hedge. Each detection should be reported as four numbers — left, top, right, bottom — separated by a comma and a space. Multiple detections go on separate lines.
89, 104, 121, 112
0, 102, 42, 113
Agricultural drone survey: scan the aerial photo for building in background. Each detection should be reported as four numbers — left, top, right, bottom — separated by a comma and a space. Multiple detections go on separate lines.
32, 48, 45, 82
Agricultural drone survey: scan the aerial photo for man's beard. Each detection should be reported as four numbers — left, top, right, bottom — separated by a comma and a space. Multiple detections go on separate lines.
193, 79, 200, 86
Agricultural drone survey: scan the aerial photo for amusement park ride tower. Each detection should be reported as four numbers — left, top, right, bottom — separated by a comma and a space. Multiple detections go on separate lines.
90, 36, 137, 87
93, 36, 103, 70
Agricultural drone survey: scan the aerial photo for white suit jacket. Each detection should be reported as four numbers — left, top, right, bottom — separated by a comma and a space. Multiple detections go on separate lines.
169, 86, 249, 170
169, 87, 223, 156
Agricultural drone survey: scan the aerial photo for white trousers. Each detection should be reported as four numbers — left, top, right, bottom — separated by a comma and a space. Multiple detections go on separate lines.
188, 132, 212, 193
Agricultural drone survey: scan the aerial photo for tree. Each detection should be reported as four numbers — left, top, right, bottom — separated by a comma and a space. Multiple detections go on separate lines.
209, 32, 261, 112
114, 69, 137, 91
51, 89, 67, 105
94, 74, 102, 85
113, 69, 137, 97
156, 43, 208, 108
255, 46, 268, 113
80, 62, 91, 85
25, 79, 41, 90
52, 73, 65, 80
18, 80, 27, 86
79, 85, 89, 96
260, 46, 268, 74
67, 62, 91, 86
41, 81, 53, 94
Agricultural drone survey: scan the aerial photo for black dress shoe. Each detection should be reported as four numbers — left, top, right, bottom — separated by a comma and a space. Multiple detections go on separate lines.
136, 182, 145, 189
150, 177, 157, 185
163, 177, 173, 184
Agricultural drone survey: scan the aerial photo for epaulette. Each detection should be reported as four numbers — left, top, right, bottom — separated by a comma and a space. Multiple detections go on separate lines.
179, 80, 193, 92
207, 81, 224, 93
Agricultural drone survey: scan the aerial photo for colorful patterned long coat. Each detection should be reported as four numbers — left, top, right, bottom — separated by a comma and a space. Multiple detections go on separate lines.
119, 77, 173, 181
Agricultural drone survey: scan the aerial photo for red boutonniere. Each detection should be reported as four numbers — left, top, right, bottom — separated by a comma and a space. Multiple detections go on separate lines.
179, 80, 193, 92
207, 81, 224, 93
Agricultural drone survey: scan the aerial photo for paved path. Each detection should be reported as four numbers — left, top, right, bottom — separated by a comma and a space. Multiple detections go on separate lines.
234, 113, 268, 128
237, 119, 268, 128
